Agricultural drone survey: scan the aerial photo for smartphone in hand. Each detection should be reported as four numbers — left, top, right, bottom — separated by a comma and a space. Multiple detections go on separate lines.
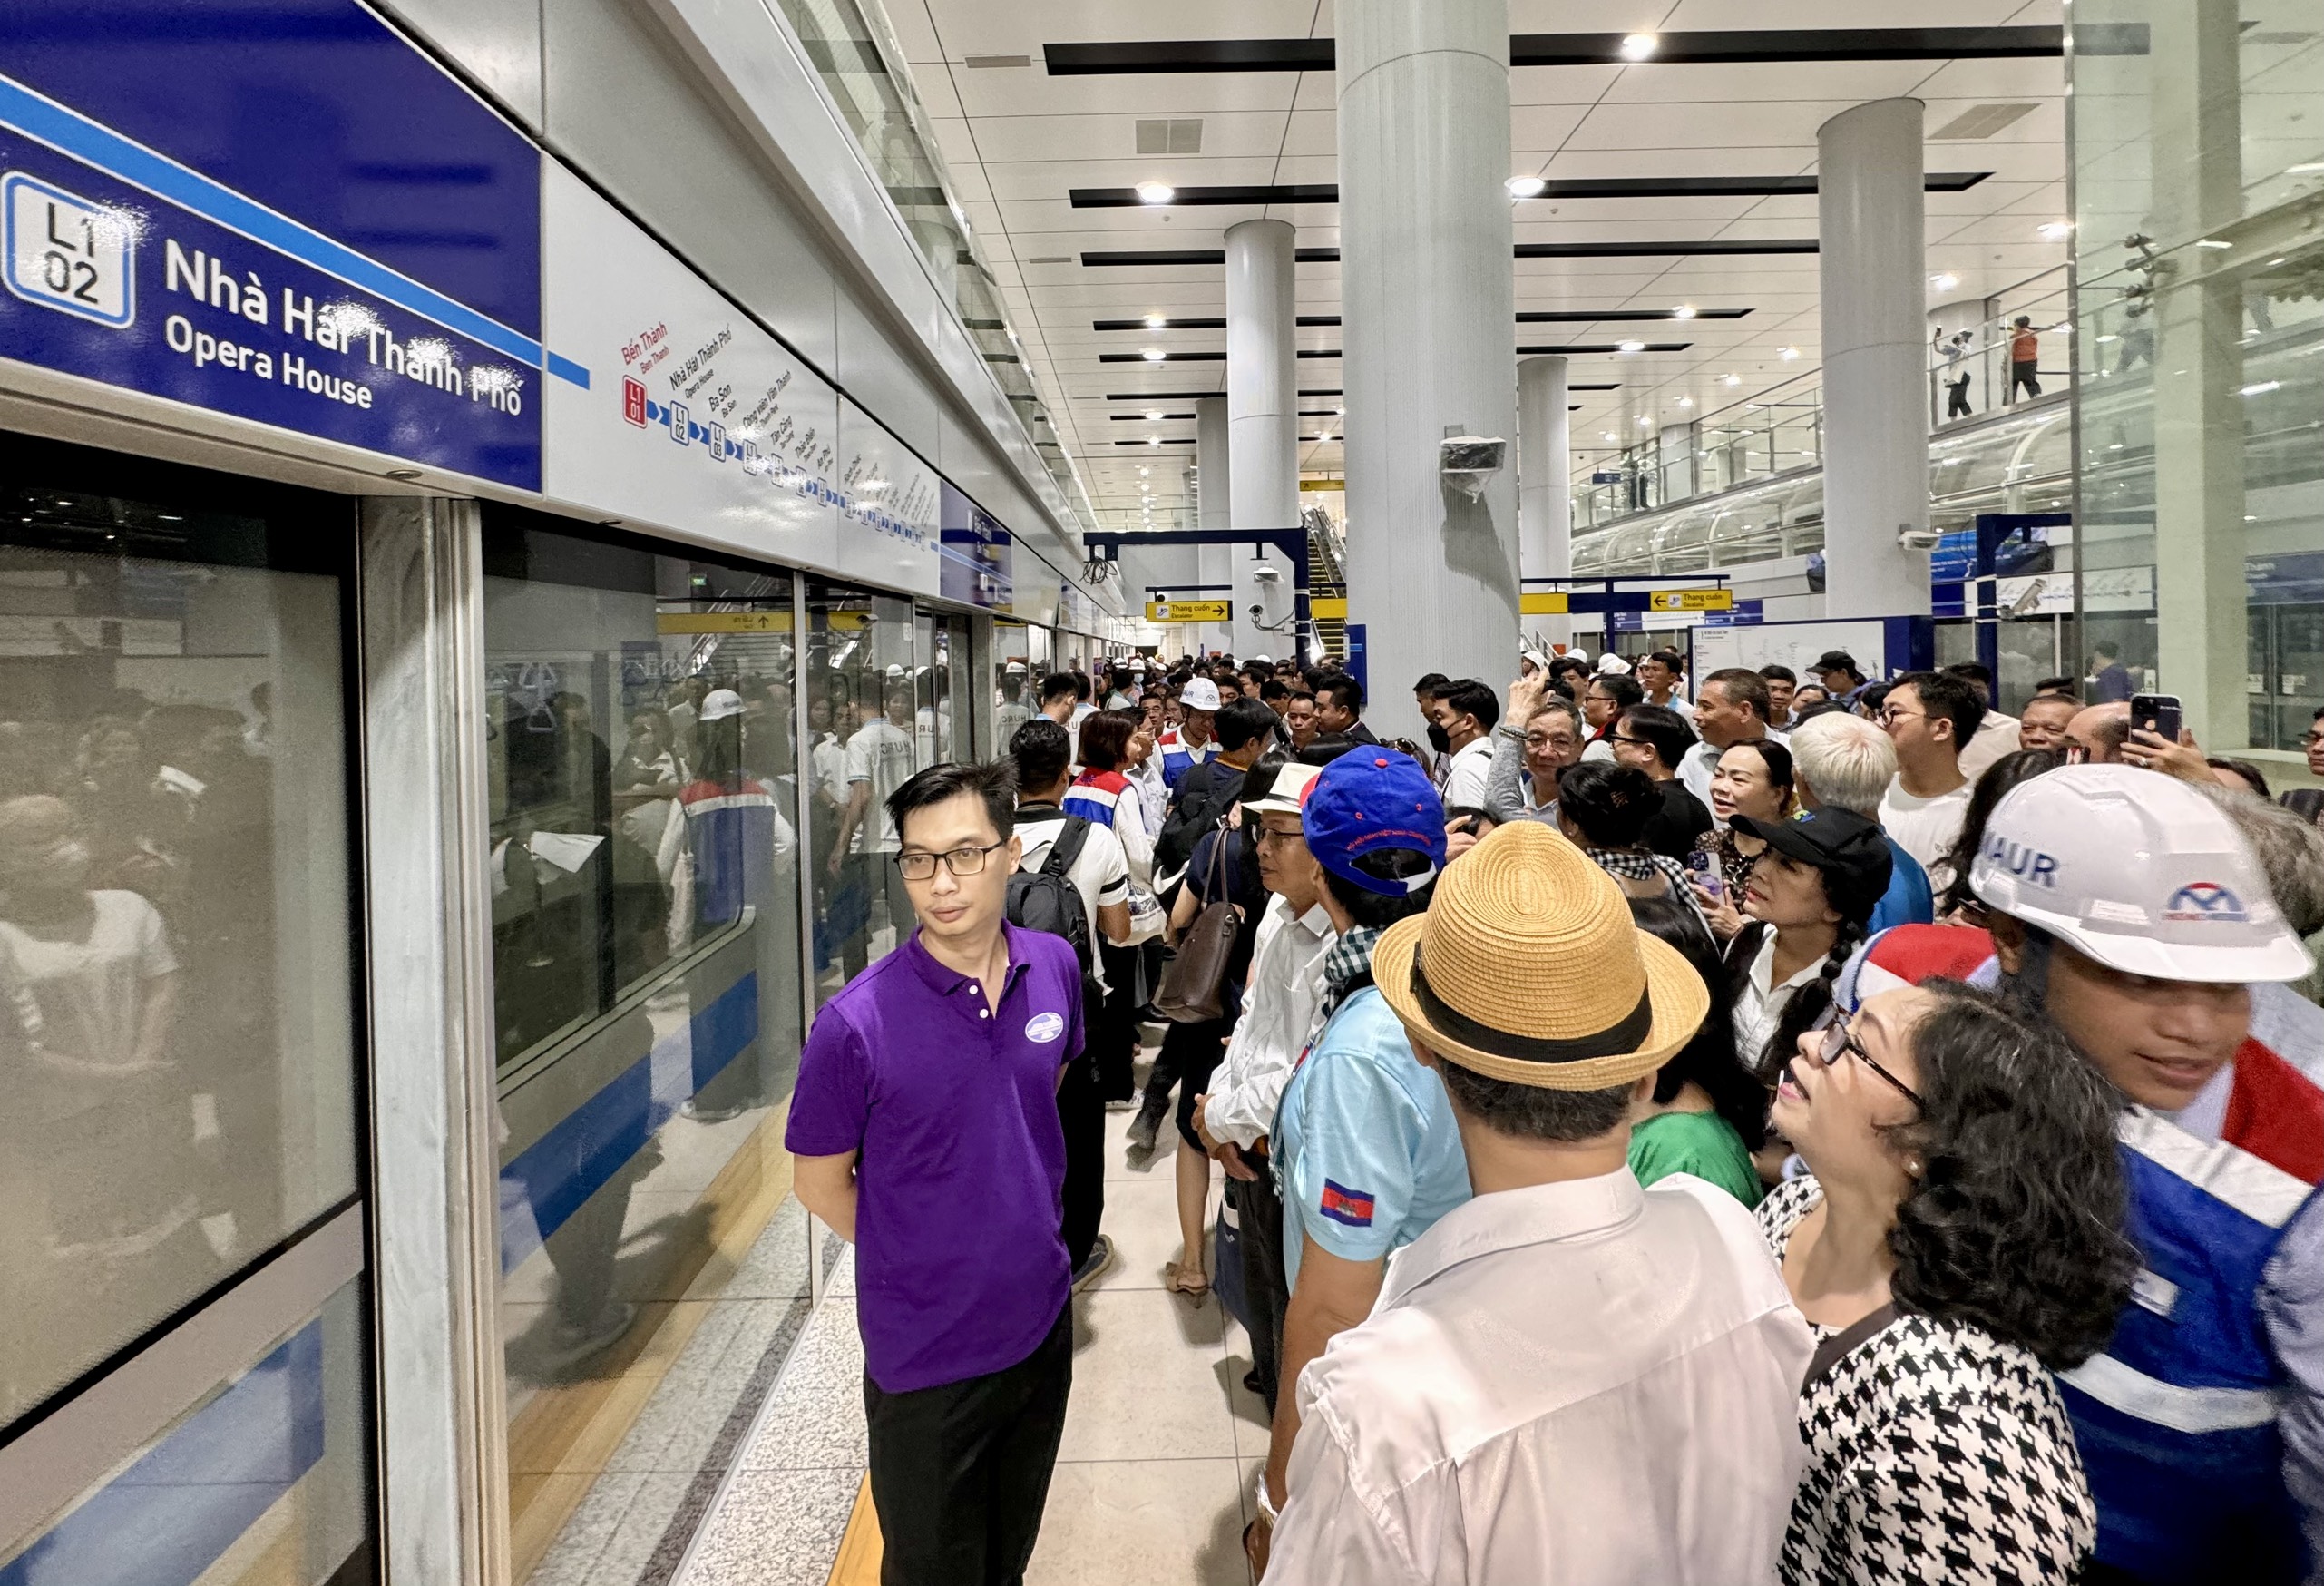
2130, 692, 2182, 744
1687, 848, 1723, 903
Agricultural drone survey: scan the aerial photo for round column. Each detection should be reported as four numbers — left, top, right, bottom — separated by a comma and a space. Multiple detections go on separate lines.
1339, 0, 1519, 734
1518, 355, 1571, 645
1194, 395, 1235, 655
1225, 219, 1300, 661
1818, 98, 1930, 619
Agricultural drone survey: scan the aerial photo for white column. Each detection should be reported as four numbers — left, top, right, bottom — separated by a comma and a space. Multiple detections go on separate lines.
1517, 355, 1571, 645
1818, 99, 1930, 620
1339, 0, 1519, 735
2149, 3, 2247, 749
1225, 218, 1300, 660
1195, 395, 1234, 655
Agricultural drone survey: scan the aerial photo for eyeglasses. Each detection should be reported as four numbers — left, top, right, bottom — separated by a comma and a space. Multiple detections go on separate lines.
1876, 708, 1924, 729
894, 840, 1010, 881
1254, 825, 1306, 848
1810, 1005, 1924, 1109
1524, 733, 1579, 750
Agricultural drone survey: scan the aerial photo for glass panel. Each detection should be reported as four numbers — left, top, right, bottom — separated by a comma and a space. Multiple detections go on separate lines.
482, 514, 812, 1586
3, 1278, 373, 1585
0, 438, 359, 1432
802, 581, 916, 1005
994, 622, 1034, 750
2071, 4, 2324, 766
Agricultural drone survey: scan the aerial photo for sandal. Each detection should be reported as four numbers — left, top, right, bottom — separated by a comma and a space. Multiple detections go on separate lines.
1163, 1260, 1212, 1301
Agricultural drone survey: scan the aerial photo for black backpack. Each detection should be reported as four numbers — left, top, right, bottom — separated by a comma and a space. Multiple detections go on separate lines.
1006, 815, 1094, 973
1155, 760, 1245, 879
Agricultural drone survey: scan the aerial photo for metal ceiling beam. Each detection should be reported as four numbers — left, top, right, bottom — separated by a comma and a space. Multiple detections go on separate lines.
1070, 173, 1986, 206
1095, 309, 1751, 330
1080, 240, 1817, 265
1042, 27, 2074, 75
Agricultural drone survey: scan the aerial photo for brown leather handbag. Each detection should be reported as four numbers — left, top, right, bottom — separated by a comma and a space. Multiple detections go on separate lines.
1154, 821, 1239, 1023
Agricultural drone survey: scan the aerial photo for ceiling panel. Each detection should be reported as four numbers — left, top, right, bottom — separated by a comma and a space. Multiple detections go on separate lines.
910, 0, 2065, 524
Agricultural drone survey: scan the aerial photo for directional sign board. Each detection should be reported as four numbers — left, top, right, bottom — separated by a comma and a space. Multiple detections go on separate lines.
1647, 589, 1735, 613
1147, 599, 1232, 622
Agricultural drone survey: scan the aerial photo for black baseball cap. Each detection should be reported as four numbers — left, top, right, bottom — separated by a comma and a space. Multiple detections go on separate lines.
1810, 650, 1861, 677
1729, 808, 1894, 923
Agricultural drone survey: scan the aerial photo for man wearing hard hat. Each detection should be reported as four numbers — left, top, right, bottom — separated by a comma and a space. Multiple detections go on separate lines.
1843, 765, 2324, 1584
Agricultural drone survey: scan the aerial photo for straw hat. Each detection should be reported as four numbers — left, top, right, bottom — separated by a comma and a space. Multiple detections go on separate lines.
1372, 822, 1710, 1091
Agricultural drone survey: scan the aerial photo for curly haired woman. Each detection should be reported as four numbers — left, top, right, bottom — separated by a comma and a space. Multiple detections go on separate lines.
1757, 981, 2137, 1585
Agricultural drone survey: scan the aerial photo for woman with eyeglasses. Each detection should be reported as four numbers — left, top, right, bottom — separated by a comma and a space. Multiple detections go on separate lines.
1721, 806, 1890, 1079
1757, 982, 2137, 1586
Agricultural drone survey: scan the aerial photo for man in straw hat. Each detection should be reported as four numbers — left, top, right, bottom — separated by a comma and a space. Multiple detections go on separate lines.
1265, 821, 1813, 1583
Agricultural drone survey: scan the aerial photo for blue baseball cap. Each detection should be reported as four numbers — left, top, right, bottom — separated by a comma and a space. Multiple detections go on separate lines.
1302, 750, 1446, 896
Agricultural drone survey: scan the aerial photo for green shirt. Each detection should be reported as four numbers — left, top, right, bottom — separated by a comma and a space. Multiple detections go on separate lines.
1628, 1110, 1763, 1209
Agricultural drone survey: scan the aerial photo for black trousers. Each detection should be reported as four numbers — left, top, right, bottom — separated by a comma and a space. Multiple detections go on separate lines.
864, 1306, 1073, 1586
1057, 1051, 1106, 1269
1092, 942, 1143, 1103
1232, 1160, 1290, 1414
2009, 359, 2042, 400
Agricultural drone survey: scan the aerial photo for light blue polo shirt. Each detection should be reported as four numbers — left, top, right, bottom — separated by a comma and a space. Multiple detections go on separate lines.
1274, 987, 1472, 1290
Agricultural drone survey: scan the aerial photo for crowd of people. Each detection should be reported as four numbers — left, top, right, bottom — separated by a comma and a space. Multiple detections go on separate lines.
786, 639, 2324, 1586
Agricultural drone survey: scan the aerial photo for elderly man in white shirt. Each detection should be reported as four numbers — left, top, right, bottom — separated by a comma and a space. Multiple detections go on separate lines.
1191, 762, 1335, 1414
1260, 823, 1810, 1585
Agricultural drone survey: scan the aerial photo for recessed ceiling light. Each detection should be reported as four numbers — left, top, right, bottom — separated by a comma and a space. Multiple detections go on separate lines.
2196, 238, 2232, 249
1636, 415, 1652, 426
1779, 346, 1801, 360
2241, 380, 2281, 396
2037, 221, 2073, 240
1143, 310, 1167, 328
1134, 181, 1175, 204
1602, 431, 1617, 441
1506, 175, 1548, 199
1145, 409, 1165, 420
1722, 373, 1742, 387
1618, 340, 1645, 353
1619, 34, 1657, 61
1141, 347, 1167, 361
1672, 305, 1696, 319
1929, 272, 1959, 290
1148, 436, 1163, 446
2290, 162, 2324, 174
1677, 396, 1694, 407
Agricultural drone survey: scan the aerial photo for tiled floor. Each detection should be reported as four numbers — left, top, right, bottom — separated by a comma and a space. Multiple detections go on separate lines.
680, 1052, 1269, 1586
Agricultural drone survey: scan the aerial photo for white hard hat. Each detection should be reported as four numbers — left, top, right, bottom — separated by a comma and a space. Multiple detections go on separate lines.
698, 689, 746, 722
1180, 676, 1222, 711
1249, 652, 1273, 664
1970, 764, 2311, 984
1597, 652, 1633, 676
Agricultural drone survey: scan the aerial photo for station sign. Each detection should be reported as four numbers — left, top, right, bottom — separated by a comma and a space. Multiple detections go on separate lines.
1147, 599, 1232, 623
0, 7, 550, 489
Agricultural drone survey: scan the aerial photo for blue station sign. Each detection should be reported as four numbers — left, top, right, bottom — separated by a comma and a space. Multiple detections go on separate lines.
0, 0, 556, 490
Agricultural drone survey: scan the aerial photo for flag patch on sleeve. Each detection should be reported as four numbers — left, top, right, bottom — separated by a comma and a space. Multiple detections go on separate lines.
1319, 1180, 1376, 1228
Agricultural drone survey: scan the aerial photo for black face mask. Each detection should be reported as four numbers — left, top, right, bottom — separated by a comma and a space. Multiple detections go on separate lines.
1425, 722, 1451, 756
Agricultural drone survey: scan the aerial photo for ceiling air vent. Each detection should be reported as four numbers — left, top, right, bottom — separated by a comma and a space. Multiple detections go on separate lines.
1930, 103, 2038, 141
1135, 118, 1204, 154
963, 54, 1031, 68
1025, 255, 1073, 264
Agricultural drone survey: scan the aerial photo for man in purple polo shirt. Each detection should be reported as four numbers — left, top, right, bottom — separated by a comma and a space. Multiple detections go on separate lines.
787, 759, 1081, 1584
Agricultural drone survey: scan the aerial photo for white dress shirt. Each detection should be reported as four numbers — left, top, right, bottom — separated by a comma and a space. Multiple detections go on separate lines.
1202, 896, 1336, 1149
1266, 1170, 1812, 1585
1732, 925, 1831, 1072
1440, 735, 1496, 810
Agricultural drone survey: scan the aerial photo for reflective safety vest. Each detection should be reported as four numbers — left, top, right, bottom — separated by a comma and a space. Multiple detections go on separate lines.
1062, 769, 1129, 829
1849, 925, 2324, 1581
2060, 1083, 2318, 1580
1157, 729, 1214, 790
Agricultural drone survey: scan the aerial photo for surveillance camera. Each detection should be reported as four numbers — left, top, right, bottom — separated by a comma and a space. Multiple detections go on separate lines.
1896, 523, 1945, 552
1246, 603, 1262, 621
1440, 436, 1509, 501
